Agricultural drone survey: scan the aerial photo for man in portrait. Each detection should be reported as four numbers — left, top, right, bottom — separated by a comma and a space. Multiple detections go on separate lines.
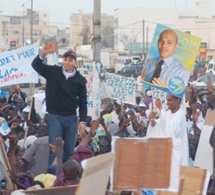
141, 29, 190, 86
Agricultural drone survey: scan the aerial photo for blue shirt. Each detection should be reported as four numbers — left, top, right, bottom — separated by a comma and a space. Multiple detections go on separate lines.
143, 55, 190, 84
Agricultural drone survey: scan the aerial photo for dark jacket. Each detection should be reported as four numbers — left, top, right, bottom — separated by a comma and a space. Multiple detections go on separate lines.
31, 55, 87, 122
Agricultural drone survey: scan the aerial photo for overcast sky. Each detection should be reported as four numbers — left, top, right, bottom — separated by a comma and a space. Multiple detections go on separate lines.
0, 0, 214, 28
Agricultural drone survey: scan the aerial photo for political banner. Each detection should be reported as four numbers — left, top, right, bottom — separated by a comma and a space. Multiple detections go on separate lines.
0, 42, 39, 87
86, 62, 101, 120
140, 24, 201, 98
100, 82, 108, 99
105, 73, 136, 105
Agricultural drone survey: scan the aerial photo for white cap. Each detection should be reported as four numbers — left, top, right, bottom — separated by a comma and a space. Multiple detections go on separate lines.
146, 90, 152, 97
138, 101, 147, 108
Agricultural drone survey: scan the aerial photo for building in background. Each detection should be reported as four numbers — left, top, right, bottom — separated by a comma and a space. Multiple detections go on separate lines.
70, 13, 114, 49
0, 15, 10, 51
9, 9, 58, 48
0, 0, 215, 62
175, 0, 215, 61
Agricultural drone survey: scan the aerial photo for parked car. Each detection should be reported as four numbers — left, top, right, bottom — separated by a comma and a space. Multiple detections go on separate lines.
206, 59, 215, 75
119, 63, 144, 78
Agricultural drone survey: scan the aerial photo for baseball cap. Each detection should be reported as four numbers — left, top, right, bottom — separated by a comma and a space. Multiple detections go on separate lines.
63, 50, 76, 60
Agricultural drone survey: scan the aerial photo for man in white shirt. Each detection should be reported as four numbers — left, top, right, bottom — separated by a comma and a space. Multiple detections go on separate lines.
147, 94, 189, 166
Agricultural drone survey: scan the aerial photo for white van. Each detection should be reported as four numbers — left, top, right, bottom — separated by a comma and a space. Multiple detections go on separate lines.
206, 59, 215, 75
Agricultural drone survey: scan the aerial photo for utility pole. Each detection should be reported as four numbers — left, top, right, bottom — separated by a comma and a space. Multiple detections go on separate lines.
142, 19, 145, 63
30, 0, 33, 44
93, 0, 101, 63
21, 4, 25, 46
30, 0, 34, 96
146, 26, 149, 57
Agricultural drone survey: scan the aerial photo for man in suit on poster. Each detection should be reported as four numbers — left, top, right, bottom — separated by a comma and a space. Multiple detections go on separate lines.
141, 29, 190, 86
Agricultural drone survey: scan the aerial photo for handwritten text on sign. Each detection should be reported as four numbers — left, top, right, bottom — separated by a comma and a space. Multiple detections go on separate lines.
106, 73, 136, 104
0, 43, 39, 87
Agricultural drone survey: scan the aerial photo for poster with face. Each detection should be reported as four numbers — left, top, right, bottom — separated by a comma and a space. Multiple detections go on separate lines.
141, 24, 201, 98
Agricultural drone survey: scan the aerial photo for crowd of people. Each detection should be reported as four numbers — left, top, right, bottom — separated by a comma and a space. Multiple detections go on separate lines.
0, 81, 214, 194
0, 44, 214, 194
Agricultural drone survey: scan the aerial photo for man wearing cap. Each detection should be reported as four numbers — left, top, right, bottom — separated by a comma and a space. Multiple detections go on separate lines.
137, 101, 149, 127
31, 44, 87, 165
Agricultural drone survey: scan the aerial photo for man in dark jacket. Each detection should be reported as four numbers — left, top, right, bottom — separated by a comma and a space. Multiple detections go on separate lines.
31, 44, 87, 165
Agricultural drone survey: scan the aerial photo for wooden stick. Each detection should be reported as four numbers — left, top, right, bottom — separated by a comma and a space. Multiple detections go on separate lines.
120, 100, 124, 117
22, 96, 34, 149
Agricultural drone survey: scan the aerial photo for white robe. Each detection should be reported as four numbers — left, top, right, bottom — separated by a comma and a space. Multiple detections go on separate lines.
147, 108, 189, 166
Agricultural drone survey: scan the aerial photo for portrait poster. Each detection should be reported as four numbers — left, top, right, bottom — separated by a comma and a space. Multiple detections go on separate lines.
140, 24, 201, 98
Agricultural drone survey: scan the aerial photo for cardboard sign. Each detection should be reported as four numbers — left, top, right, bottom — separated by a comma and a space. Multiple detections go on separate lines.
24, 153, 115, 195
24, 185, 77, 195
112, 138, 172, 191
76, 153, 115, 195
204, 109, 215, 126
157, 166, 210, 195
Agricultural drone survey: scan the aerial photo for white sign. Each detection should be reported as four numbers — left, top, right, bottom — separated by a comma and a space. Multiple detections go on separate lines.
106, 73, 136, 105
86, 62, 101, 120
194, 125, 213, 174
0, 43, 39, 87
100, 82, 108, 99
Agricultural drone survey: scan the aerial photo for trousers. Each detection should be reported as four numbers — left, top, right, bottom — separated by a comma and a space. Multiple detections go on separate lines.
47, 113, 77, 165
